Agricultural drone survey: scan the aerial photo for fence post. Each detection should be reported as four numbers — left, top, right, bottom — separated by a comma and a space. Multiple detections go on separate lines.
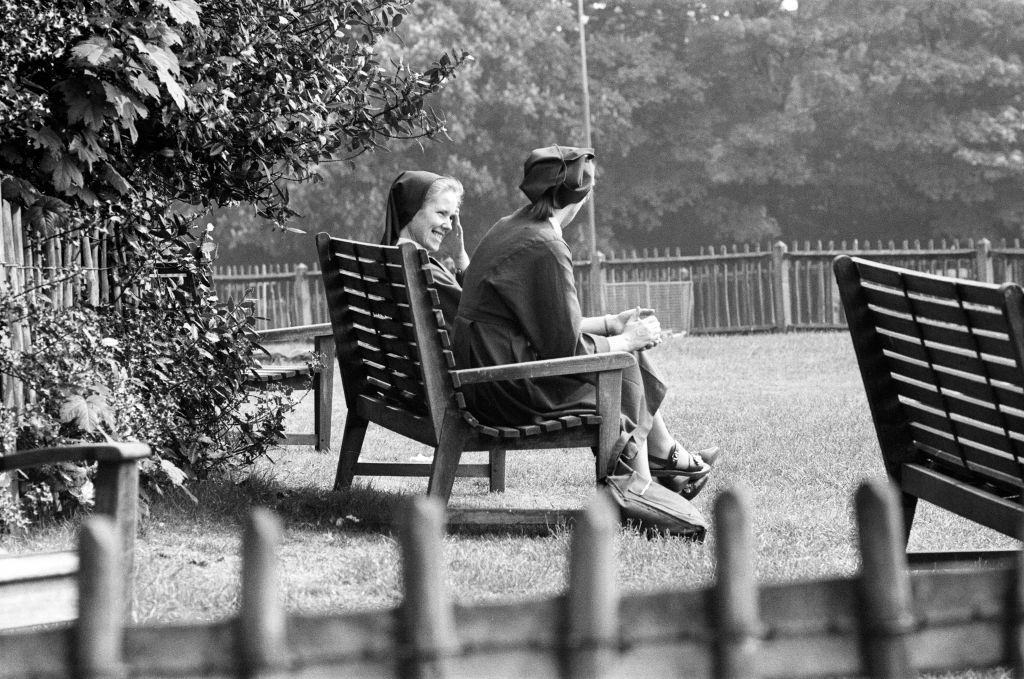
976, 238, 993, 283
589, 252, 605, 316
855, 479, 913, 678
712, 487, 760, 679
238, 508, 288, 679
771, 241, 791, 332
75, 516, 126, 679
564, 493, 618, 679
398, 496, 458, 678
294, 263, 312, 326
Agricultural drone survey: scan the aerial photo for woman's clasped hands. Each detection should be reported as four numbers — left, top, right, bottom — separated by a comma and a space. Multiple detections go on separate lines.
607, 306, 664, 352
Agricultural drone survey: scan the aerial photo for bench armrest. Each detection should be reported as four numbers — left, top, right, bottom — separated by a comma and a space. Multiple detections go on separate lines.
256, 323, 332, 343
0, 443, 151, 472
451, 352, 636, 386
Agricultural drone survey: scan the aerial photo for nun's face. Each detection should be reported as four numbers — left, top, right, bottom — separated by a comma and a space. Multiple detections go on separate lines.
403, 189, 460, 253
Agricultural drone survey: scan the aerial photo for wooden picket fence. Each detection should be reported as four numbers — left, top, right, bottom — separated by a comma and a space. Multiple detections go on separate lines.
3, 478, 1022, 678
0, 199, 130, 412
215, 237, 1024, 334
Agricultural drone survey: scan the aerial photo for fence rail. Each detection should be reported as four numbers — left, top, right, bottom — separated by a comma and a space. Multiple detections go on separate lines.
216, 237, 1024, 333
3, 479, 1022, 678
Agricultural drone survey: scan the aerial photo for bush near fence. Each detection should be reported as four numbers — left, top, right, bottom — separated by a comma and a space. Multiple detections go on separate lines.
215, 237, 1024, 334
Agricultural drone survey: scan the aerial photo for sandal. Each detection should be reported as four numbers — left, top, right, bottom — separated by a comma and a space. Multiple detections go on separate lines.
648, 444, 715, 481
651, 445, 722, 500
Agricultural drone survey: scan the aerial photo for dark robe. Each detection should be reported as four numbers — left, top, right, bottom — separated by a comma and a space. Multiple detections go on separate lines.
452, 207, 666, 460
425, 254, 462, 331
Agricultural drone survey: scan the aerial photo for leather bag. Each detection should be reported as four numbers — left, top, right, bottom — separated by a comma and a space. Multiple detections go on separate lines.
602, 472, 708, 540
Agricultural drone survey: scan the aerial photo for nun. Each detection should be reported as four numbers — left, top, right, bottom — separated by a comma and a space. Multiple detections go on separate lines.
380, 170, 469, 328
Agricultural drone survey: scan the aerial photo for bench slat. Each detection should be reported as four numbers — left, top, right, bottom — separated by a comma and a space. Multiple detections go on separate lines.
361, 350, 423, 382
878, 330, 1022, 385
854, 259, 1007, 307
346, 306, 416, 341
364, 367, 425, 404
871, 308, 1016, 361
331, 240, 406, 266
352, 326, 418, 359
340, 291, 409, 323
910, 432, 1024, 490
892, 375, 1024, 435
901, 400, 1019, 460
331, 254, 400, 281
340, 276, 411, 304
885, 352, 1024, 411
861, 284, 1008, 333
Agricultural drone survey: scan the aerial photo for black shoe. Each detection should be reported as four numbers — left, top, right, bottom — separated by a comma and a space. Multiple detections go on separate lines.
651, 445, 722, 500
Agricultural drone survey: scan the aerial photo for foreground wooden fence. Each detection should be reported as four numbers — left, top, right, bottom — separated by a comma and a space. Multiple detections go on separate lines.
215, 237, 1024, 333
4, 478, 1023, 678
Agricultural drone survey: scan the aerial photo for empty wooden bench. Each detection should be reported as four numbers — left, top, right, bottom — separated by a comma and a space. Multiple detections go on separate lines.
835, 255, 1024, 558
315, 235, 635, 502
0, 442, 148, 629
250, 324, 335, 451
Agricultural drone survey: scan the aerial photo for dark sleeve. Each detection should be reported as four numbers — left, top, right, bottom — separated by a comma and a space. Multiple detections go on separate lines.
428, 259, 462, 330
494, 239, 584, 359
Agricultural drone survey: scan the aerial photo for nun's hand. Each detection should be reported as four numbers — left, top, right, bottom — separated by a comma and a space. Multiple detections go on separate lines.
449, 211, 470, 271
607, 306, 657, 335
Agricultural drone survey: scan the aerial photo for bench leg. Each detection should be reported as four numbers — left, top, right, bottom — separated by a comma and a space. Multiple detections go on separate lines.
314, 336, 335, 452
334, 415, 369, 490
489, 447, 506, 493
427, 410, 468, 503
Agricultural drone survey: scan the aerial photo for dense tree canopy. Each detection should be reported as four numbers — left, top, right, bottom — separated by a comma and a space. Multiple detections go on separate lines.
213, 0, 1024, 264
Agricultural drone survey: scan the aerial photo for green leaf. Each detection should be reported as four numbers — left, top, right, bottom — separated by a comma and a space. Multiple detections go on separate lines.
71, 37, 123, 66
69, 134, 101, 169
26, 196, 70, 236
27, 127, 63, 156
58, 394, 102, 432
130, 72, 161, 100
50, 154, 84, 192
61, 82, 108, 127
154, 0, 201, 26
103, 163, 133, 194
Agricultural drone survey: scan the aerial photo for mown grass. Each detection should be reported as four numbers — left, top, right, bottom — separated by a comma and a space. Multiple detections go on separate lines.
3, 331, 1019, 628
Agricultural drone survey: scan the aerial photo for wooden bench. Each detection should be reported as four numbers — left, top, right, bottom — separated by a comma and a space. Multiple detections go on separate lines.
250, 324, 335, 451
834, 255, 1024, 559
0, 442, 148, 629
315, 235, 635, 502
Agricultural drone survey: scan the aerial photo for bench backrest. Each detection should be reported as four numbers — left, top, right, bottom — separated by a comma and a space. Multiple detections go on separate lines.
834, 255, 1024, 497
315, 235, 456, 444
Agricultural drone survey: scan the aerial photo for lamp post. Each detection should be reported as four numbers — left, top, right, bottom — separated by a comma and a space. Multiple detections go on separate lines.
577, 0, 604, 315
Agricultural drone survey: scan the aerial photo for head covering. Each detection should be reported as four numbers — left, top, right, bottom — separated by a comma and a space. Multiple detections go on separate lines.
381, 170, 442, 245
519, 145, 595, 208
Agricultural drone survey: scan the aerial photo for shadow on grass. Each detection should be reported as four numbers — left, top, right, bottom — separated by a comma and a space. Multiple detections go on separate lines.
146, 469, 406, 531
145, 470, 582, 538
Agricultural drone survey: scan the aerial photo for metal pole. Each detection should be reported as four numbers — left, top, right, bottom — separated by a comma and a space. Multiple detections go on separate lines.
578, 0, 604, 315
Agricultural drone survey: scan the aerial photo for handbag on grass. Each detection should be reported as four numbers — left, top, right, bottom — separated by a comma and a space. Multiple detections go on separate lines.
602, 472, 708, 540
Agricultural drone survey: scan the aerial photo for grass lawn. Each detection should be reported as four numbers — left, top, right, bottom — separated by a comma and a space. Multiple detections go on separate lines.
3, 331, 1019, 625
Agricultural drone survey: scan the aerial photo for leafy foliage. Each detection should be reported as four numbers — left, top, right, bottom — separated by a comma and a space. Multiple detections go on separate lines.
1, 0, 467, 221
0, 0, 466, 523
